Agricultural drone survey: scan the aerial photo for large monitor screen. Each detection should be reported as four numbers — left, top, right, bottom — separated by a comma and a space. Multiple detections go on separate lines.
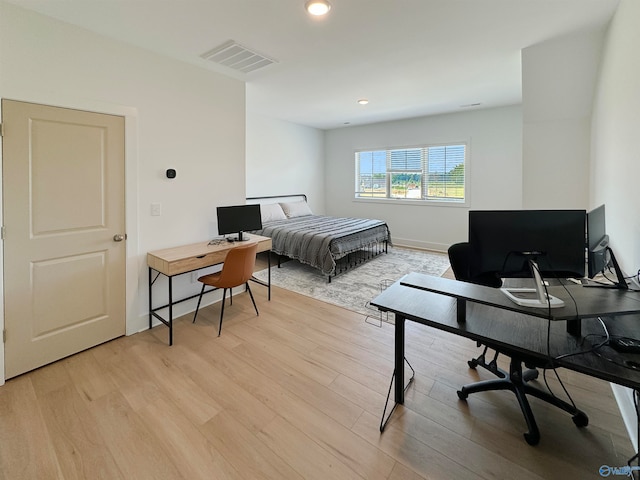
587, 204, 609, 278
468, 209, 587, 280
217, 204, 262, 241
585, 204, 628, 289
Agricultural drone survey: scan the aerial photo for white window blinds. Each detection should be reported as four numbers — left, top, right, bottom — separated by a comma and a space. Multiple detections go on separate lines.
355, 143, 466, 202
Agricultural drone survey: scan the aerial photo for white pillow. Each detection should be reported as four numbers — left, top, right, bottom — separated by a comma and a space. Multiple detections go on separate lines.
260, 203, 287, 223
279, 200, 313, 218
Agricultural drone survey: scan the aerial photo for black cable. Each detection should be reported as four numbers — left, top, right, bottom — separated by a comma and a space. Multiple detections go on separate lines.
539, 258, 640, 471
576, 318, 640, 372
499, 250, 525, 277
530, 260, 579, 411
590, 344, 640, 372
555, 318, 610, 361
622, 271, 639, 281
542, 320, 579, 412
546, 278, 580, 410
603, 262, 638, 287
603, 266, 618, 285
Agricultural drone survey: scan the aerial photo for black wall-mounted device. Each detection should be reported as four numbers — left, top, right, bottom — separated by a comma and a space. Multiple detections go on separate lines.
166, 169, 176, 179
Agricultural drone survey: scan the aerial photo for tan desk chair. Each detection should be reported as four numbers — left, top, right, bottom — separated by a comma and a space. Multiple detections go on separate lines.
193, 242, 259, 336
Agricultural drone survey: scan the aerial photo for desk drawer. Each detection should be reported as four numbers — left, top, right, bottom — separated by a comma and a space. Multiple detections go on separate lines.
148, 250, 227, 276
147, 236, 272, 277
169, 251, 227, 276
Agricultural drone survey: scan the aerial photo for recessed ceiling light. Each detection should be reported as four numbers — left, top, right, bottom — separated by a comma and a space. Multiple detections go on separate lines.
357, 99, 369, 105
305, 0, 331, 16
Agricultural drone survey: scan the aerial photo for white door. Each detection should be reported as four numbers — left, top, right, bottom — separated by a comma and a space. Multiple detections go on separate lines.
2, 99, 126, 379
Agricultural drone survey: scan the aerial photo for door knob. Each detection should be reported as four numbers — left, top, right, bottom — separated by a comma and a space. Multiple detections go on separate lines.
113, 234, 126, 242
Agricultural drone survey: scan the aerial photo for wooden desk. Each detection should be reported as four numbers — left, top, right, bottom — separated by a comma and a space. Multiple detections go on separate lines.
147, 234, 272, 345
370, 274, 640, 444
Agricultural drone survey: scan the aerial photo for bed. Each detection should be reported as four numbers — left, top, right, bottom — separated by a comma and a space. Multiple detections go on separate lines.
247, 194, 390, 281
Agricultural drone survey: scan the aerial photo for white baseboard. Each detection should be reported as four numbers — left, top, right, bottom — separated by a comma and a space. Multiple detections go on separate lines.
391, 237, 448, 254
132, 292, 228, 335
612, 383, 638, 451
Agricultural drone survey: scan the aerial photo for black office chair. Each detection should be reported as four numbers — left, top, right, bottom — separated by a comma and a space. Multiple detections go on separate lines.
448, 242, 588, 445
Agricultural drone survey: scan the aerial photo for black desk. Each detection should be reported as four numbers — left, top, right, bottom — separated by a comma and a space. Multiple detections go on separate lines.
370, 273, 640, 445
401, 272, 640, 336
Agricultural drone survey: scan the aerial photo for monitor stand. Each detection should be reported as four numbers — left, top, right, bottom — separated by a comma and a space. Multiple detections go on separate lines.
583, 246, 629, 290
235, 231, 250, 242
500, 260, 565, 309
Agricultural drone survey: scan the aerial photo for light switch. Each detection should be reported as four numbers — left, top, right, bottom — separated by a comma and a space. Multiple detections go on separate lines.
151, 203, 161, 216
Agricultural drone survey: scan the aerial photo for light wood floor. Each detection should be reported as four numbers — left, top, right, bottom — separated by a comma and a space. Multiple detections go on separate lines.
0, 275, 634, 479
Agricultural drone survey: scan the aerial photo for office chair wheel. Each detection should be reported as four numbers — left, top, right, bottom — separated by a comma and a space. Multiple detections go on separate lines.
456, 389, 468, 400
467, 359, 479, 369
572, 412, 589, 428
523, 368, 539, 382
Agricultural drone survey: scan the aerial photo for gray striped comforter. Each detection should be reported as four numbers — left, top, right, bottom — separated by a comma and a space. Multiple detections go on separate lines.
253, 215, 390, 276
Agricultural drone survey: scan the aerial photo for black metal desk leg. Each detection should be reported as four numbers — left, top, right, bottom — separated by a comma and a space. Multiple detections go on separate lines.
380, 314, 415, 432
168, 276, 173, 346
268, 250, 271, 301
148, 267, 153, 330
567, 318, 581, 337
395, 315, 406, 403
456, 298, 466, 323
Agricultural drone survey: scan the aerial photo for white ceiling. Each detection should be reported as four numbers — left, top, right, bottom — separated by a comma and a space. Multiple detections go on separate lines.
6, 0, 619, 130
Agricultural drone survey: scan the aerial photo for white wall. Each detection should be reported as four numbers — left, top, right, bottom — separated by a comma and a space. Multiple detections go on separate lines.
522, 28, 606, 209
591, 0, 640, 273
324, 106, 523, 251
0, 2, 246, 381
245, 113, 325, 213
590, 0, 640, 448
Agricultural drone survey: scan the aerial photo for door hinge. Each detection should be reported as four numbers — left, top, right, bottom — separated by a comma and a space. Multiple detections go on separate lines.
2, 330, 6, 343
1, 226, 5, 240
0, 123, 3, 137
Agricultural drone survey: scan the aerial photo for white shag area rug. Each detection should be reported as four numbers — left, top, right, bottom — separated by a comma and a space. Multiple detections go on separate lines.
253, 246, 450, 316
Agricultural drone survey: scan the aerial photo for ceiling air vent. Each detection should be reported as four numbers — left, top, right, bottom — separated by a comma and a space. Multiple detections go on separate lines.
201, 40, 276, 74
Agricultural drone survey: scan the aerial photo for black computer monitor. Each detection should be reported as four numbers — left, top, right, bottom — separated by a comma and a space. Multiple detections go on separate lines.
469, 209, 587, 279
216, 204, 262, 241
587, 204, 609, 278
586, 204, 627, 289
468, 209, 587, 308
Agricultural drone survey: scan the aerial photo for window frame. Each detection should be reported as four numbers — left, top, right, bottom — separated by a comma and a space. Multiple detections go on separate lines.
354, 141, 469, 207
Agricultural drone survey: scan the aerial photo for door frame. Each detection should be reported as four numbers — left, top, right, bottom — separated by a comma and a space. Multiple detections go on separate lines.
0, 93, 140, 385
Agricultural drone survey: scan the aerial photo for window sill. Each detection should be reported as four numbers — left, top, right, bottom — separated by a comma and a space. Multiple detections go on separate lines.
353, 197, 469, 208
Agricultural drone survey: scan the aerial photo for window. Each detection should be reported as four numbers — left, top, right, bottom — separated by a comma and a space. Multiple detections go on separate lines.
355, 143, 466, 202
